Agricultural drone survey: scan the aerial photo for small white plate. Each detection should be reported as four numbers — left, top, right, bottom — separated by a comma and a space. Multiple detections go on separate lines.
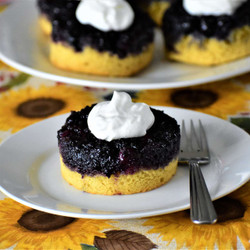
0, 107, 250, 219
0, 0, 249, 90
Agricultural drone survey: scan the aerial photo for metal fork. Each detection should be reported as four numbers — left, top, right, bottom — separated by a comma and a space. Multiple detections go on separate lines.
179, 120, 217, 224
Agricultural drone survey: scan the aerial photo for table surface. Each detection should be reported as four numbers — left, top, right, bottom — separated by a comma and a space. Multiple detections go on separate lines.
0, 4, 250, 250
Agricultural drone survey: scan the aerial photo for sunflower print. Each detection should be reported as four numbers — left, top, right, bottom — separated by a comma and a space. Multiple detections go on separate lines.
0, 59, 17, 71
143, 182, 250, 249
0, 84, 97, 132
0, 198, 113, 250
136, 79, 250, 120
0, 60, 6, 68
0, 129, 12, 144
233, 72, 250, 85
0, 6, 7, 13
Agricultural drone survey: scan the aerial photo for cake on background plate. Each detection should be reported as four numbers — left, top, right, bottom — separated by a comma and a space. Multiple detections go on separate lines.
57, 92, 180, 195
162, 0, 250, 65
37, 0, 155, 77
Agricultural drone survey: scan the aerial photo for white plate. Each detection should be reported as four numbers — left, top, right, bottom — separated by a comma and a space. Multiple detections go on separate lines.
0, 0, 250, 90
0, 107, 250, 219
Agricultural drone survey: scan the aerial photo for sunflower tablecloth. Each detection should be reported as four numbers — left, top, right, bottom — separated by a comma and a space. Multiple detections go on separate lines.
0, 4, 250, 249
0, 59, 250, 250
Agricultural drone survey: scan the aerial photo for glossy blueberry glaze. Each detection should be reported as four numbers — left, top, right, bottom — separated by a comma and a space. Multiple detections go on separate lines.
162, 0, 250, 51
57, 105, 180, 178
37, 0, 154, 58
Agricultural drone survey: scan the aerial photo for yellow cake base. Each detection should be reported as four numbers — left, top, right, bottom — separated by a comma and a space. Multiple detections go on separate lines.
50, 41, 154, 77
60, 157, 178, 195
166, 26, 250, 66
39, 15, 52, 36
148, 1, 170, 26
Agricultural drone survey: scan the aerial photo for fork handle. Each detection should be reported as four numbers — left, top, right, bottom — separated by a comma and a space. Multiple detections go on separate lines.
189, 161, 217, 224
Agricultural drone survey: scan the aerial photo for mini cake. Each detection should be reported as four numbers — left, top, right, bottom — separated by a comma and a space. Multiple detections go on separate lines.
57, 92, 180, 195
38, 0, 155, 77
162, 0, 250, 66
147, 0, 173, 26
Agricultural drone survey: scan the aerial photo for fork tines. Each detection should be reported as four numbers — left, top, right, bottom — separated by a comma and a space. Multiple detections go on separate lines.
180, 120, 210, 162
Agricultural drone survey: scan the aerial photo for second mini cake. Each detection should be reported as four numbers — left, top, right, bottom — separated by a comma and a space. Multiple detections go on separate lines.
57, 92, 180, 195
39, 0, 155, 77
162, 0, 250, 66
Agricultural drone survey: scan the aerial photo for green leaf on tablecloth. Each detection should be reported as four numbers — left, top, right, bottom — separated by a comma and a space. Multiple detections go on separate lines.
230, 117, 250, 134
80, 244, 99, 250
94, 230, 157, 250
5, 73, 30, 89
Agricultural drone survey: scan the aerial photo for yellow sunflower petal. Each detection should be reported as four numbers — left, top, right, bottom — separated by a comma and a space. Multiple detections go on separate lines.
0, 6, 7, 13
0, 60, 17, 71
0, 198, 113, 249
0, 85, 97, 132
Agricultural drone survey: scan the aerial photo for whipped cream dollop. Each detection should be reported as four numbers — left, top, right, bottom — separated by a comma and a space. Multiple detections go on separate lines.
76, 0, 134, 31
183, 0, 247, 16
87, 91, 155, 141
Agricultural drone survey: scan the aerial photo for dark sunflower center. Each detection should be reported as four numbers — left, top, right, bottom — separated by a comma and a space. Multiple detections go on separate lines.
213, 197, 246, 223
185, 197, 246, 222
171, 89, 218, 108
17, 98, 65, 118
18, 210, 75, 231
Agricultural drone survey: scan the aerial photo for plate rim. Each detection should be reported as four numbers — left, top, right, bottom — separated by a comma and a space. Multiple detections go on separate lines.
0, 107, 250, 219
0, 0, 250, 90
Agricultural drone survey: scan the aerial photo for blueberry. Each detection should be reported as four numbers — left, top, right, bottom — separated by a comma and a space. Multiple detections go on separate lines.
66, 20, 74, 28
200, 17, 216, 37
52, 20, 59, 27
216, 15, 232, 37
53, 7, 60, 15
66, 2, 75, 9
